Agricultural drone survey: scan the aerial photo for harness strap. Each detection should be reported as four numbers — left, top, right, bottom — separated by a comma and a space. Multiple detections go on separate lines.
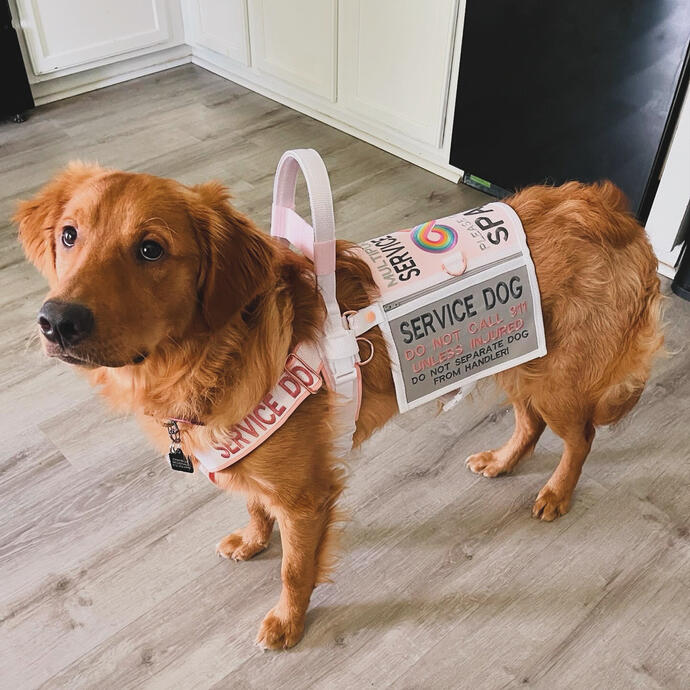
346, 303, 386, 337
272, 149, 339, 320
271, 149, 362, 456
192, 341, 324, 473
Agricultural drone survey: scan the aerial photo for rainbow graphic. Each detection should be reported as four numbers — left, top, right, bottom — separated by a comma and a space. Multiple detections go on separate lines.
410, 221, 458, 253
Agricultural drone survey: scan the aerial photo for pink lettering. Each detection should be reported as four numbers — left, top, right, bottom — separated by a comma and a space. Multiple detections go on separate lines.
279, 374, 301, 398
263, 394, 286, 416
230, 429, 248, 446
216, 431, 245, 458
235, 418, 260, 439
253, 404, 277, 425
287, 363, 315, 388
248, 413, 267, 431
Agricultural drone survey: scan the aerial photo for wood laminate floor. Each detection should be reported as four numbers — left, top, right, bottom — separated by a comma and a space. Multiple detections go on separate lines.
0, 65, 688, 689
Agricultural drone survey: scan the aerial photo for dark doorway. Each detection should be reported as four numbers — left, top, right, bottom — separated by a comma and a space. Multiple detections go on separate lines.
450, 0, 690, 221
1, 0, 34, 121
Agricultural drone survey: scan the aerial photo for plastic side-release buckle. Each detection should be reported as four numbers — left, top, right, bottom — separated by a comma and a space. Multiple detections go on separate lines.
320, 329, 360, 390
330, 362, 359, 387
321, 329, 360, 362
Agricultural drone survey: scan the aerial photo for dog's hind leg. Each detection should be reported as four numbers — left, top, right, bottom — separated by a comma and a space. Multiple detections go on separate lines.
531, 415, 595, 521
216, 496, 275, 561
466, 399, 545, 477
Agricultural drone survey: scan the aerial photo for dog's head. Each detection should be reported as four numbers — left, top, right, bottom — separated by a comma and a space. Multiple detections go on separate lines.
15, 163, 275, 368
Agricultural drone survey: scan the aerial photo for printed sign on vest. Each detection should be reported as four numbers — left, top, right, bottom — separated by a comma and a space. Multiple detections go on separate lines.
358, 202, 546, 412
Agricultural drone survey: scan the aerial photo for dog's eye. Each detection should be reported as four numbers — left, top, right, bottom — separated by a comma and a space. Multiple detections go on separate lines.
61, 226, 77, 248
140, 240, 164, 262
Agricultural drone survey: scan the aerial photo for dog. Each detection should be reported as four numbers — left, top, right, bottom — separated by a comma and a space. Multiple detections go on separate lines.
15, 162, 663, 649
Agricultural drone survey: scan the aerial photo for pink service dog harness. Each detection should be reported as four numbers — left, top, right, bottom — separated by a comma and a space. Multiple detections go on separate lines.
172, 149, 546, 477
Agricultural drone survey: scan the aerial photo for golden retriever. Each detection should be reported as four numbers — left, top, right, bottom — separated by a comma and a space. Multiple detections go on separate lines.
15, 162, 662, 649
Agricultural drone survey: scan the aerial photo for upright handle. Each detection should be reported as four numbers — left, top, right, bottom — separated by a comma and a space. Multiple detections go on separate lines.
270, 148, 339, 322
271, 149, 361, 452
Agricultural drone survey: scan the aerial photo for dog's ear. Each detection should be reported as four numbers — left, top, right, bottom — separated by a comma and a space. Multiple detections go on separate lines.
190, 181, 277, 331
14, 162, 103, 282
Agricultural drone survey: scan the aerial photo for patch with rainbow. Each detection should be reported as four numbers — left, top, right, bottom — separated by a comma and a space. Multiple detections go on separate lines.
410, 221, 459, 253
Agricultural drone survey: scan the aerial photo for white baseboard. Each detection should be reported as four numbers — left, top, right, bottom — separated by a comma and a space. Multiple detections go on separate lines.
24, 36, 461, 184
657, 261, 677, 280
191, 52, 461, 183
31, 45, 192, 106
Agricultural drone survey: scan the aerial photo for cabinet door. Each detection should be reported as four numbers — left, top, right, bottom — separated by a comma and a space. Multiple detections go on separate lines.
339, 0, 458, 146
248, 0, 336, 100
187, 0, 249, 65
16, 0, 175, 74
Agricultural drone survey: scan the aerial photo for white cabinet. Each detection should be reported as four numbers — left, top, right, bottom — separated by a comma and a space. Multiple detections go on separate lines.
16, 0, 184, 75
338, 0, 458, 147
247, 0, 337, 101
189, 0, 462, 178
14, 0, 464, 180
185, 0, 249, 65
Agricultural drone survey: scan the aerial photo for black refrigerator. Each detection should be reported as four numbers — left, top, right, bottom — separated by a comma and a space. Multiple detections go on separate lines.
1, 0, 34, 121
450, 0, 690, 225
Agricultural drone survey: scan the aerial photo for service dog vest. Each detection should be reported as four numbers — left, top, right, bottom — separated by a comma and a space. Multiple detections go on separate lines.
166, 150, 546, 478
352, 201, 546, 411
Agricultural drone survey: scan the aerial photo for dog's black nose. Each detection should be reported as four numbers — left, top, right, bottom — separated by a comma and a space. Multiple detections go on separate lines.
38, 300, 94, 347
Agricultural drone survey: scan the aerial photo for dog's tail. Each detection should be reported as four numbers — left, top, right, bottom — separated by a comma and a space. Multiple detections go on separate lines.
566, 180, 643, 248
558, 180, 664, 427
594, 179, 630, 213
592, 274, 664, 426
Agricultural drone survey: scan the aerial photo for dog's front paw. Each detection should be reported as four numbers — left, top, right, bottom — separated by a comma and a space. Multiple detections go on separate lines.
532, 485, 571, 521
465, 451, 510, 478
216, 531, 268, 561
256, 608, 305, 650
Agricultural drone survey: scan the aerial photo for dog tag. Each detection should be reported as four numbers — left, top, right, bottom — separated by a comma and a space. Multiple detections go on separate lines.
168, 447, 194, 473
